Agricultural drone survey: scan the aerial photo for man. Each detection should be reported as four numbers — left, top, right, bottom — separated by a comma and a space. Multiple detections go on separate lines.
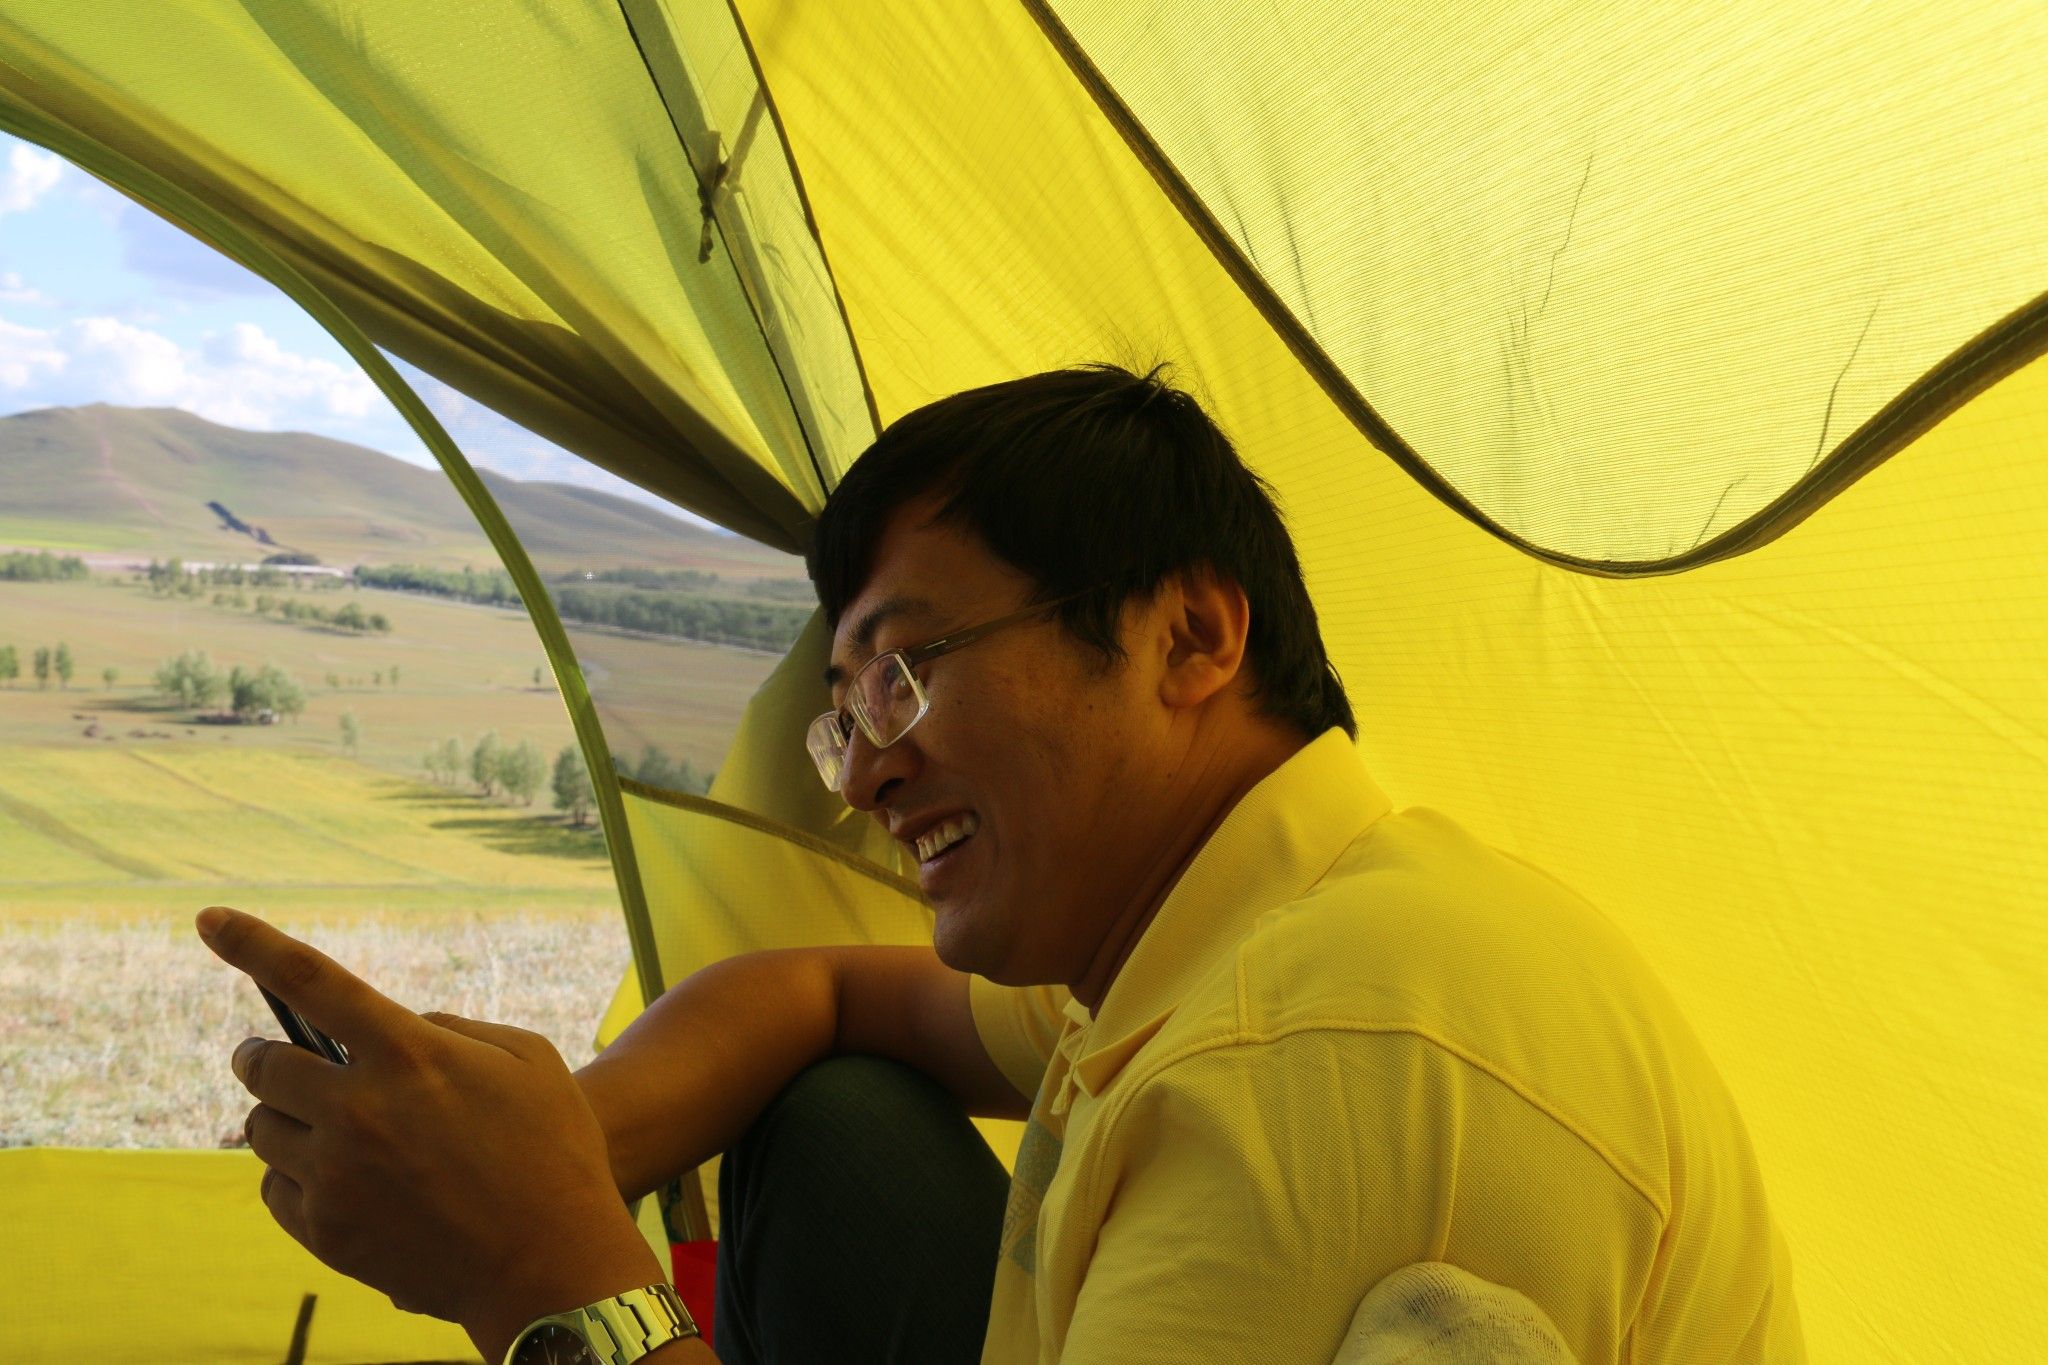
208, 365, 1802, 1363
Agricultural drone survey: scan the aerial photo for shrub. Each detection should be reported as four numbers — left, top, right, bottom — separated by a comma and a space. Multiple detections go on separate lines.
470, 731, 502, 796
497, 739, 545, 806
552, 745, 594, 827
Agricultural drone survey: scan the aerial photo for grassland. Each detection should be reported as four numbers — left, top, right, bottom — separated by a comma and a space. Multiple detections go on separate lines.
0, 574, 778, 775
0, 573, 785, 1148
2, 911, 632, 1149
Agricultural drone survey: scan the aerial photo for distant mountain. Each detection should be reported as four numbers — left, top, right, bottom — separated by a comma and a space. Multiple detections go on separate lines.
0, 404, 802, 578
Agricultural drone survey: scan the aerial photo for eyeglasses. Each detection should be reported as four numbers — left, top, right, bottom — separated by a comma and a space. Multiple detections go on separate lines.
806, 587, 1101, 792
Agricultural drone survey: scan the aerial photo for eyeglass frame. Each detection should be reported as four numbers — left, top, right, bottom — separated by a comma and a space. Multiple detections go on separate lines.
807, 584, 1105, 792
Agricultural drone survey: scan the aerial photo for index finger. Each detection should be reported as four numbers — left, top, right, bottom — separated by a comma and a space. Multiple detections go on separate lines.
196, 906, 418, 1061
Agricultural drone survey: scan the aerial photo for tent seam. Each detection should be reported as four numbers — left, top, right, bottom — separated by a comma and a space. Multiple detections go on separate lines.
1016, 0, 2048, 578
721, 0, 886, 459
614, 0, 836, 508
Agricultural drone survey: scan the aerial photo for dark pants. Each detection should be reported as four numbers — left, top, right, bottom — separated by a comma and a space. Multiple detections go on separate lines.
714, 1055, 1011, 1364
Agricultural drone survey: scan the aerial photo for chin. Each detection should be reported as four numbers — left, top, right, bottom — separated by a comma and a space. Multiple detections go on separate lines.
930, 898, 999, 978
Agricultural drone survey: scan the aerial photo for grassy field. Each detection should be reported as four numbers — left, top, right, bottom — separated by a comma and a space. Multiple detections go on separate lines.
0, 574, 779, 775
0, 573, 786, 1148
2, 911, 631, 1149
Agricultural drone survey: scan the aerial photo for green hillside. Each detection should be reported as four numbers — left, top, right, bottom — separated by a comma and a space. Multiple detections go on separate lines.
0, 404, 803, 577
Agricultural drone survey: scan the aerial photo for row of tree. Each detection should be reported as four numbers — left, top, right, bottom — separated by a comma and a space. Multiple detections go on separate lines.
145, 558, 304, 592
355, 562, 808, 652
0, 642, 75, 687
265, 596, 391, 633
0, 550, 89, 581
418, 734, 715, 823
356, 563, 523, 608
614, 742, 715, 796
548, 585, 807, 652
572, 567, 811, 602
420, 732, 553, 806
326, 667, 401, 689
420, 732, 604, 827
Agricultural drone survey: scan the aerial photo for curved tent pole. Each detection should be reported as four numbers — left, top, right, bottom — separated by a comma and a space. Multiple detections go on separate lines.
0, 109, 713, 1240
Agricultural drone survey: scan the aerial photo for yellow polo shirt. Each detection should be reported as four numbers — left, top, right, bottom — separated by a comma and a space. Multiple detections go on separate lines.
969, 729, 1803, 1364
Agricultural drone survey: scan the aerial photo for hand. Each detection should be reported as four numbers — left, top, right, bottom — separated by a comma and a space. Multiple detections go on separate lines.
198, 905, 660, 1345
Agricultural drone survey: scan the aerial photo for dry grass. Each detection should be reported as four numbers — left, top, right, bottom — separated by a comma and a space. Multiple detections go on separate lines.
0, 910, 633, 1149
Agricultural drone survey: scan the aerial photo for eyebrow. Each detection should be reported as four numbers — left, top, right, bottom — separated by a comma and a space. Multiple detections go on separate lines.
823, 595, 940, 689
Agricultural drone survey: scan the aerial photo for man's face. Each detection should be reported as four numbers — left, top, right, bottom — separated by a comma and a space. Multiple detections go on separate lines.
827, 497, 1169, 985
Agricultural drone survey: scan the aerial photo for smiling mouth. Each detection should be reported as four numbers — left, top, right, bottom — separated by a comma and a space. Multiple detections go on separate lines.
914, 812, 979, 866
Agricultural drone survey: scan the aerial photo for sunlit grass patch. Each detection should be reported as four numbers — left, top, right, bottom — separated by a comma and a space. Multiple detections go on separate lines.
1, 910, 631, 1149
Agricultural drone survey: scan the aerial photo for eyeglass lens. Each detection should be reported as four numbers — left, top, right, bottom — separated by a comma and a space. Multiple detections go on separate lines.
810, 653, 924, 789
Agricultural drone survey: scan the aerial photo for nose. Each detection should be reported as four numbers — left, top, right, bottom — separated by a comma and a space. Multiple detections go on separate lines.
841, 727, 919, 814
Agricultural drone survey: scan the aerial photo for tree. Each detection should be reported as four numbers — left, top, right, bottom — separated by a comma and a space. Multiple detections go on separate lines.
498, 739, 545, 806
326, 672, 341, 690
155, 650, 221, 709
634, 743, 682, 790
53, 642, 73, 689
470, 731, 502, 796
680, 759, 708, 795
229, 663, 305, 722
389, 663, 401, 687
339, 710, 361, 755
0, 645, 16, 686
532, 666, 544, 687
372, 669, 383, 687
33, 645, 51, 688
552, 745, 594, 827
102, 666, 119, 690
424, 735, 463, 785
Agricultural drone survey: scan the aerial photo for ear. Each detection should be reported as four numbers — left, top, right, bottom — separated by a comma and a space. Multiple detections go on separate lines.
1157, 568, 1252, 711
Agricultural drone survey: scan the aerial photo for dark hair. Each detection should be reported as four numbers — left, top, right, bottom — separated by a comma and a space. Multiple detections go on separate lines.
806, 363, 1355, 740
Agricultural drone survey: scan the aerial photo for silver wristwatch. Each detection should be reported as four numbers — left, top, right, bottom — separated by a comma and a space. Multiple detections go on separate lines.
504, 1281, 700, 1364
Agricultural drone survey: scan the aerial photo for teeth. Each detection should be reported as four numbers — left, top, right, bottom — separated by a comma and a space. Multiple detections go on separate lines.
915, 814, 979, 864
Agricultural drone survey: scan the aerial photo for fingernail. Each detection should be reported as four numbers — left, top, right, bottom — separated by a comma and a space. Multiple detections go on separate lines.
197, 907, 230, 941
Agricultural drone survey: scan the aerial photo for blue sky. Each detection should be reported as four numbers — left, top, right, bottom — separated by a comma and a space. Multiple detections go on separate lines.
0, 132, 705, 521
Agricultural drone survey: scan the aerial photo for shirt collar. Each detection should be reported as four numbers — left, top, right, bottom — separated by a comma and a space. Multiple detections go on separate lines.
1060, 728, 1392, 1101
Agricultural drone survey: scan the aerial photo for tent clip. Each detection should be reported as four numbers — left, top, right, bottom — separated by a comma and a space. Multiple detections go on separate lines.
697, 134, 730, 264
694, 93, 767, 265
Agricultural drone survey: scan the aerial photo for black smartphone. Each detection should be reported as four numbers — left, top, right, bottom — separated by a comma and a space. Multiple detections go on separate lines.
258, 982, 350, 1065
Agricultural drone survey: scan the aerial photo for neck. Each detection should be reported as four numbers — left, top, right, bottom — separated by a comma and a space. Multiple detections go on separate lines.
1068, 717, 1307, 1012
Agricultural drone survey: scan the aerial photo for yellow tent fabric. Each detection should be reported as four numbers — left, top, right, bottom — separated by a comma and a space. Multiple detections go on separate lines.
0, 2, 2041, 1361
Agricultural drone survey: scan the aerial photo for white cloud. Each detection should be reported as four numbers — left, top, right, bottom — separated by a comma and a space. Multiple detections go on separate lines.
0, 315, 66, 388
0, 306, 723, 530
0, 271, 55, 307
0, 311, 379, 433
0, 145, 62, 216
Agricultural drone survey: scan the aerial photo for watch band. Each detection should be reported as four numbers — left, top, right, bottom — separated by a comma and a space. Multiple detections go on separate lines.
504, 1281, 700, 1365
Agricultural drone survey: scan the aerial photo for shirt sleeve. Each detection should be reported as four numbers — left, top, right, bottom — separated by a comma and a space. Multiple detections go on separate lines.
1054, 1030, 1660, 1365
966, 974, 1071, 1105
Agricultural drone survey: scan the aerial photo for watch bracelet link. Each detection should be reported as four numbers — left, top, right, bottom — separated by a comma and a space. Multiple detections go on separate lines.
520, 1281, 700, 1364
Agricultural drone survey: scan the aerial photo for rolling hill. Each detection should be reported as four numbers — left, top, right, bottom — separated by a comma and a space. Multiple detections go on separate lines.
0, 404, 803, 577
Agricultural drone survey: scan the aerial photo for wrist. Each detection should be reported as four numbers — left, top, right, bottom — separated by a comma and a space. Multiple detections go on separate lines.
463, 1207, 666, 1365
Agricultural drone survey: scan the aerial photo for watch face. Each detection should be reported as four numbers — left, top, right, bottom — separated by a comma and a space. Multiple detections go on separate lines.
511, 1322, 602, 1365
